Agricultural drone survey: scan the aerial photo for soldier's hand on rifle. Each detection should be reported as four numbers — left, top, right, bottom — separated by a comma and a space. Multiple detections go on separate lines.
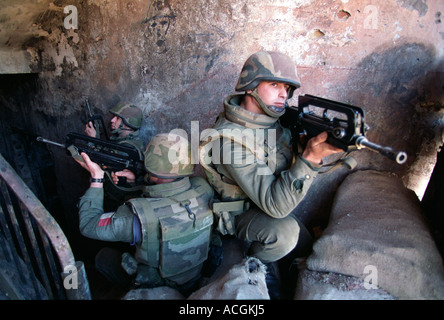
111, 170, 136, 184
76, 152, 105, 183
84, 121, 97, 138
302, 131, 343, 165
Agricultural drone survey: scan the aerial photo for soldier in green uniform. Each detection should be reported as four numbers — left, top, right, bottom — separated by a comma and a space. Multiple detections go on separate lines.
76, 133, 214, 294
85, 102, 144, 147
85, 102, 145, 179
85, 102, 146, 207
199, 51, 342, 298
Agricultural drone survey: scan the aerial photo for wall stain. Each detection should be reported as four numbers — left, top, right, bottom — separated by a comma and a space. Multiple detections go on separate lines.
142, 0, 176, 54
397, 0, 428, 17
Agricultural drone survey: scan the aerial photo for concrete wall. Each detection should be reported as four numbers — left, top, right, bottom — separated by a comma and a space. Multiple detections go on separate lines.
0, 0, 443, 229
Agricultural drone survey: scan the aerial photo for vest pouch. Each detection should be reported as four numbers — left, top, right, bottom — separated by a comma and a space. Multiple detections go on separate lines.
212, 200, 250, 235
158, 201, 213, 284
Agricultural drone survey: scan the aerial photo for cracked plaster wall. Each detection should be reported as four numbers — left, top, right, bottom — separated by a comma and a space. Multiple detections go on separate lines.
0, 0, 443, 230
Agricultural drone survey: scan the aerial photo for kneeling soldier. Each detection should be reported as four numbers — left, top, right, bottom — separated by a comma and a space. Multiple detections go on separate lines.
77, 133, 214, 294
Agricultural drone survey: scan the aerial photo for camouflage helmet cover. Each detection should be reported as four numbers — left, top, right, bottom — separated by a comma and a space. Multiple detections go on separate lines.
109, 102, 143, 130
144, 133, 194, 178
235, 51, 301, 99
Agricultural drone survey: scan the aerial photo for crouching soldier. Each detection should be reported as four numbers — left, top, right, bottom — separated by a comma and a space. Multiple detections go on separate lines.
76, 133, 215, 295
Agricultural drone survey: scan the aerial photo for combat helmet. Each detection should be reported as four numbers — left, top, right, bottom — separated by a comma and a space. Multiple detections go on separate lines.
144, 133, 194, 179
235, 51, 301, 117
109, 102, 143, 130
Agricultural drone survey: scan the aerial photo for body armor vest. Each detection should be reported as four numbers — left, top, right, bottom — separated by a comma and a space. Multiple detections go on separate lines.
126, 177, 214, 286
200, 95, 292, 201
199, 95, 292, 235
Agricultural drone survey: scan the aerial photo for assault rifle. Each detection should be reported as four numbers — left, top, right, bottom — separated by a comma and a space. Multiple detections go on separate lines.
85, 98, 109, 140
281, 94, 407, 164
37, 132, 144, 175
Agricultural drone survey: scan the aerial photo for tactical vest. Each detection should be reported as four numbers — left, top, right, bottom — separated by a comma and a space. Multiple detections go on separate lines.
199, 95, 292, 235
126, 177, 214, 286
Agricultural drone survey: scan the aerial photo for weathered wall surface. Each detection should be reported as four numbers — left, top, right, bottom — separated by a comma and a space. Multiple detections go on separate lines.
0, 0, 443, 230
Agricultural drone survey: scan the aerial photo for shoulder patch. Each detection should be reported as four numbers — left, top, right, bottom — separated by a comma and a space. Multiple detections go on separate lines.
98, 212, 114, 227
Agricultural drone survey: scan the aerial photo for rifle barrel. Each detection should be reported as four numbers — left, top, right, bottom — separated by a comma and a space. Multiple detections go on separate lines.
356, 136, 407, 164
36, 137, 65, 148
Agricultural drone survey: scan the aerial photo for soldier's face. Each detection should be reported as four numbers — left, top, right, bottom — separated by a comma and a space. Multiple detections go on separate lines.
110, 116, 122, 130
256, 81, 290, 108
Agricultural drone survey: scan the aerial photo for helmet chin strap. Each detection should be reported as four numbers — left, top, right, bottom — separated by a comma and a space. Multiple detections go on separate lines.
111, 123, 134, 135
248, 89, 286, 118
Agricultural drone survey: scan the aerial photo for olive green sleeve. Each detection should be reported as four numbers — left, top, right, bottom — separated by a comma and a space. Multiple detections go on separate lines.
78, 187, 135, 242
218, 140, 321, 219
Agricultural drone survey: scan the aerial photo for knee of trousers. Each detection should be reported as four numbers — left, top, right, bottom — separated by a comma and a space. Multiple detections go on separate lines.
244, 215, 301, 262
267, 217, 301, 254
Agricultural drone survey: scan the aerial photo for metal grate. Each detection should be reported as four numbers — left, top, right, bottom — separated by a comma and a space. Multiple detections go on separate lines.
0, 153, 91, 300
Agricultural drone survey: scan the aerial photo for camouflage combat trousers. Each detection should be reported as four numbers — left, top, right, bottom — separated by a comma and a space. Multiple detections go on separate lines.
234, 205, 312, 264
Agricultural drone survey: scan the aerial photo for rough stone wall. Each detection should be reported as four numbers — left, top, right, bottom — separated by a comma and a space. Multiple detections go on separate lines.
0, 0, 443, 229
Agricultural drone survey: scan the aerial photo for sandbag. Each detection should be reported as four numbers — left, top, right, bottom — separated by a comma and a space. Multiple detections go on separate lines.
295, 264, 395, 300
188, 257, 269, 300
306, 170, 444, 299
